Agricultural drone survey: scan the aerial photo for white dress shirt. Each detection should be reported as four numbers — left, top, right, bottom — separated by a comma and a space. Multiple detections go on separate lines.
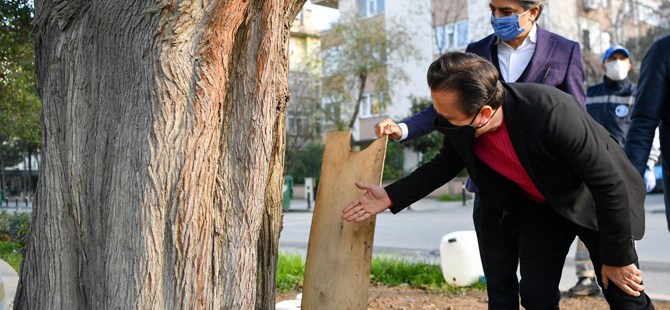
397, 123, 409, 141
497, 23, 538, 83
397, 24, 538, 141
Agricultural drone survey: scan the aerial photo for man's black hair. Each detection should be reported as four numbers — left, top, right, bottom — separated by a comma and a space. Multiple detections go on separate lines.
427, 52, 504, 116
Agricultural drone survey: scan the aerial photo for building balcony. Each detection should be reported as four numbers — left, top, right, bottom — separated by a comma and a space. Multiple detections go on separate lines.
312, 0, 338, 9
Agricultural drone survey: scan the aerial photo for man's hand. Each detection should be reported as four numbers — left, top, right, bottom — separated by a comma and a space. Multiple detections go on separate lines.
342, 182, 392, 222
375, 118, 402, 140
602, 264, 645, 297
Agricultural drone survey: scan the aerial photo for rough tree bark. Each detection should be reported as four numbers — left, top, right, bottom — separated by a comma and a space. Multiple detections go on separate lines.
15, 0, 305, 309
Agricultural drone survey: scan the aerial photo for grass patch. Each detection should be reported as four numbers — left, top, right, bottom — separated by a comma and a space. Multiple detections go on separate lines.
0, 241, 22, 273
0, 245, 487, 292
0, 211, 30, 273
277, 251, 305, 292
276, 251, 485, 293
371, 254, 484, 292
371, 255, 445, 289
0, 246, 486, 292
436, 193, 462, 202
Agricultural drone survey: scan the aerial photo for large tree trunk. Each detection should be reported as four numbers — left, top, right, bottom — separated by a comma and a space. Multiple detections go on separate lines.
16, 1, 305, 309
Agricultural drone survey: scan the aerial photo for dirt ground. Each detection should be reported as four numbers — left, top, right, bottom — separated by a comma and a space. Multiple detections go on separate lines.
277, 287, 670, 309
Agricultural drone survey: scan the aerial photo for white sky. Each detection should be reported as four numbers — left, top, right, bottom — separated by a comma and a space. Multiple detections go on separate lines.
304, 1, 341, 31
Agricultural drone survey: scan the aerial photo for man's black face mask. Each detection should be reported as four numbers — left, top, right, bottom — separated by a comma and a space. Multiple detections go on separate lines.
433, 84, 500, 145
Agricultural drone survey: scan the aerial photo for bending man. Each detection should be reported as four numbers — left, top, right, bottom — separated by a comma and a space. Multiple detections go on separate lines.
343, 52, 652, 309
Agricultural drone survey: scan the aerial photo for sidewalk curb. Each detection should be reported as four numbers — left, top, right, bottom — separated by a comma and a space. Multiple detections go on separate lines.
648, 293, 670, 302
0, 259, 18, 310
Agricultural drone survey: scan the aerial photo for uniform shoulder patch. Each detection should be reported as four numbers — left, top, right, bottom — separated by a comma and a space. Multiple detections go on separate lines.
615, 105, 629, 118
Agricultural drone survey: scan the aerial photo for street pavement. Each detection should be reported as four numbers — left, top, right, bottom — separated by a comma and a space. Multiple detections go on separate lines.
0, 259, 18, 310
280, 194, 670, 300
1, 198, 33, 213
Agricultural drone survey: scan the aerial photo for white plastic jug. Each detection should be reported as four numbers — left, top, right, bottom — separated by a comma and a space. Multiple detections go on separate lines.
275, 293, 302, 310
439, 230, 485, 287
275, 300, 301, 310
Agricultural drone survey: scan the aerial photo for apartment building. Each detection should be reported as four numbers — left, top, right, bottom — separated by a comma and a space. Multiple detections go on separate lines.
287, 8, 322, 143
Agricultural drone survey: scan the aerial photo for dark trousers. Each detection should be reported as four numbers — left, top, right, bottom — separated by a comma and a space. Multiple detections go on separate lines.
473, 195, 520, 309
473, 196, 655, 310
661, 155, 670, 232
660, 120, 670, 232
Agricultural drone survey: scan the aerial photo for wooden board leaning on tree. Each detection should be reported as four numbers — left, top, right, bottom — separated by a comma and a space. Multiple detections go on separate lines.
302, 131, 388, 310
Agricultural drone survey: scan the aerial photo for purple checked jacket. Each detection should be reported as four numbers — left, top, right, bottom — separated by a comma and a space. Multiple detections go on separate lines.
402, 25, 586, 140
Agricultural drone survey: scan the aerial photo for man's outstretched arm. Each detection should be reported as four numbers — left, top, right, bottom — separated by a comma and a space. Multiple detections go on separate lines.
342, 137, 465, 219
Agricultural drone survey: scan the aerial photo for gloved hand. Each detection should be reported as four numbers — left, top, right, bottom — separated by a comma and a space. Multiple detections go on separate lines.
644, 168, 656, 193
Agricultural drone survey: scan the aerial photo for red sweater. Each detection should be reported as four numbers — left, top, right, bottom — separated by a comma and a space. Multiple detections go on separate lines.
474, 120, 546, 203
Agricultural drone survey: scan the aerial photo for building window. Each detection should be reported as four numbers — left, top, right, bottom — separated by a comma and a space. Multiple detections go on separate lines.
371, 43, 387, 65
287, 113, 310, 136
433, 21, 469, 54
322, 95, 342, 122
456, 21, 469, 48
322, 47, 340, 76
360, 93, 384, 118
583, 0, 598, 10
289, 40, 296, 56
359, 0, 385, 18
296, 11, 303, 25
579, 18, 610, 54
582, 29, 591, 51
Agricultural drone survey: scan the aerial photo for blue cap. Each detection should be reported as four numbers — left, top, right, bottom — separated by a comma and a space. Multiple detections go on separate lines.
602, 44, 630, 63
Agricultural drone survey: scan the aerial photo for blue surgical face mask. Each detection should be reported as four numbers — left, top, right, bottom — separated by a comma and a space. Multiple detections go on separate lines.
491, 10, 532, 42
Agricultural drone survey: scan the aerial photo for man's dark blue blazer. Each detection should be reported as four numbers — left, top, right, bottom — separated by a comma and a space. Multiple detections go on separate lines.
624, 35, 670, 231
402, 25, 586, 140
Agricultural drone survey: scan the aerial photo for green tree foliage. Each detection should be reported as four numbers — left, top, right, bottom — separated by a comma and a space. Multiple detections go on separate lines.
382, 140, 404, 180
284, 142, 325, 184
0, 0, 41, 145
0, 210, 31, 244
0, 133, 23, 168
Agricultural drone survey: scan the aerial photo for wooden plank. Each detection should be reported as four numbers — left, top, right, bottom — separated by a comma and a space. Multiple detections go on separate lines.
302, 131, 388, 310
